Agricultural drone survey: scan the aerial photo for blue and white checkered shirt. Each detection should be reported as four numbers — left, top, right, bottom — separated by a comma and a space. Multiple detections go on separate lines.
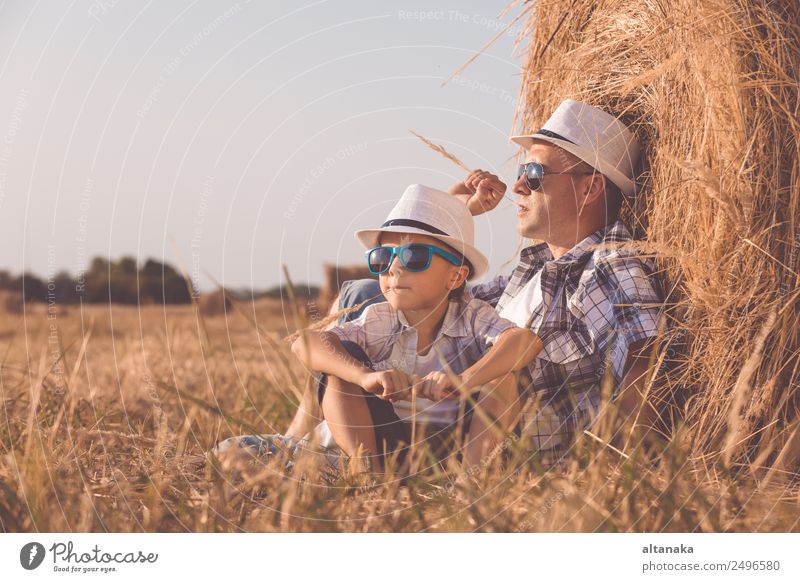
468, 218, 666, 455
329, 297, 519, 424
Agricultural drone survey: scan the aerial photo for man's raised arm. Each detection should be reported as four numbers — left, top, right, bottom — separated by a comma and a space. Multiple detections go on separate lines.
447, 169, 508, 216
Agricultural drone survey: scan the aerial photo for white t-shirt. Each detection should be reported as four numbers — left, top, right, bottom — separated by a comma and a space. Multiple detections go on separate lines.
392, 347, 461, 425
496, 269, 544, 328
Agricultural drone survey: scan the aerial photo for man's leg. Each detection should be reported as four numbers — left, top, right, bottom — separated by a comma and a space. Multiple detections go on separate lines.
285, 279, 384, 439
335, 278, 384, 323
462, 373, 522, 468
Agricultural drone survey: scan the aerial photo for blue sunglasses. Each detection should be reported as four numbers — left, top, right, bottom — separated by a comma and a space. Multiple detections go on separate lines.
366, 243, 465, 274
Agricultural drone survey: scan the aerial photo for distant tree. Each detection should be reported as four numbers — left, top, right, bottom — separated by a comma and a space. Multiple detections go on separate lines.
140, 258, 192, 304
2, 256, 196, 305
89, 256, 110, 276
82, 271, 110, 303
163, 273, 192, 304
141, 259, 179, 278
15, 272, 47, 302
113, 256, 138, 277
53, 270, 78, 304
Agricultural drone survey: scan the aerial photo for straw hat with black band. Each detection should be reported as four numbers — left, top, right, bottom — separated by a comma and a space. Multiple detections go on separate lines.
354, 184, 489, 281
510, 99, 642, 196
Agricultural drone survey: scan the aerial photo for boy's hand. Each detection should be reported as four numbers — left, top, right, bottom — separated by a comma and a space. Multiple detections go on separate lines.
448, 169, 507, 216
412, 371, 460, 401
359, 370, 413, 401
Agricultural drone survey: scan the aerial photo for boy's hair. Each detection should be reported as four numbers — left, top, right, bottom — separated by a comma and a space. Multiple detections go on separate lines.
376, 232, 472, 301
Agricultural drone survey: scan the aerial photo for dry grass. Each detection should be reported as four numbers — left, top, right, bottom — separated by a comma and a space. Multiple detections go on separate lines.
1, 298, 798, 532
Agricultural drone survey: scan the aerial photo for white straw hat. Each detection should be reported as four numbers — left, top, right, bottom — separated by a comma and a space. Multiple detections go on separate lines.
354, 184, 489, 280
510, 99, 641, 196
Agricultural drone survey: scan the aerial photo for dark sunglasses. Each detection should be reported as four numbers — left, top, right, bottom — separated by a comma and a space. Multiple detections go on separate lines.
366, 243, 464, 275
517, 161, 596, 191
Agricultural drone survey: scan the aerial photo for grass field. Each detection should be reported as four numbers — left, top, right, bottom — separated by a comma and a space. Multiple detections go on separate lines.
1, 298, 798, 532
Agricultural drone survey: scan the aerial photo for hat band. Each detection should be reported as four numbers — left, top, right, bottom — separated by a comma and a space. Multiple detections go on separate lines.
380, 218, 449, 236
535, 128, 575, 144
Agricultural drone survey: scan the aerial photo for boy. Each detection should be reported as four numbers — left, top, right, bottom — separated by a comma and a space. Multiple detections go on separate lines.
292, 184, 543, 472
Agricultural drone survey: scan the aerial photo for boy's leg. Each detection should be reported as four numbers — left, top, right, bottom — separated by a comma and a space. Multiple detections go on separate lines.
321, 376, 412, 472
284, 278, 384, 439
285, 381, 322, 439
336, 278, 384, 323
321, 375, 379, 461
462, 373, 523, 468
317, 340, 409, 471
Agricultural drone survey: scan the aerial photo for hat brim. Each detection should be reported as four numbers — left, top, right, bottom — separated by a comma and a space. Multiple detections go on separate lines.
353, 226, 489, 281
510, 133, 637, 196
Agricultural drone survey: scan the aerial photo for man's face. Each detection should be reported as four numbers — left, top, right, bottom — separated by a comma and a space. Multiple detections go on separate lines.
512, 141, 592, 240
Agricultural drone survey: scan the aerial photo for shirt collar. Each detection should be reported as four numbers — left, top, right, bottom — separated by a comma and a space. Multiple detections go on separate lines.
396, 300, 470, 338
518, 219, 632, 266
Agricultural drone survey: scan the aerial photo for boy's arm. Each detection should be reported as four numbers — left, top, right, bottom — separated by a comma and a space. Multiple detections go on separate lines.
459, 328, 542, 391
291, 330, 414, 399
292, 302, 384, 384
291, 331, 371, 386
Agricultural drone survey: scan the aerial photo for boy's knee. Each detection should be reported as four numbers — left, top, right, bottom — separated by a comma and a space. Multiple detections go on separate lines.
317, 340, 374, 405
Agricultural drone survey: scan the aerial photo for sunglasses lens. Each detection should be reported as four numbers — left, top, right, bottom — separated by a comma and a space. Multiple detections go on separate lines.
525, 163, 544, 190
368, 247, 392, 273
401, 245, 431, 271
526, 177, 543, 190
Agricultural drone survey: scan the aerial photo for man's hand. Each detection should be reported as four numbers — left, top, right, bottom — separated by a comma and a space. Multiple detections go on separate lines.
359, 369, 414, 402
447, 169, 507, 216
412, 371, 460, 401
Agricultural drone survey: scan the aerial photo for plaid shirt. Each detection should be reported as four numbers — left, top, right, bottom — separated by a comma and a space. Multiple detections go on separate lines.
329, 297, 519, 423
467, 218, 666, 457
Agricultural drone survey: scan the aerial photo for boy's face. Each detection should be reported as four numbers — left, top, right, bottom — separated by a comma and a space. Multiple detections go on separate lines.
374, 231, 469, 312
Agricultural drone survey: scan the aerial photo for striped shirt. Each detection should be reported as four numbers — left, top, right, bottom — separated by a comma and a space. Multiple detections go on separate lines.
329, 297, 519, 424
467, 218, 666, 456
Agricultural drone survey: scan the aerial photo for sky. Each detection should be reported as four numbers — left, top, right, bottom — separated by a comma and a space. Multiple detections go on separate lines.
0, 0, 530, 292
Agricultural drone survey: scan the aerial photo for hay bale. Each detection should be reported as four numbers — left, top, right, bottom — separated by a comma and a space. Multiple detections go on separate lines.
515, 0, 800, 469
196, 288, 232, 317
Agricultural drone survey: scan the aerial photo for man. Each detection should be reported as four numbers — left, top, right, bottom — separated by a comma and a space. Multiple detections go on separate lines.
454, 99, 666, 457
219, 99, 666, 465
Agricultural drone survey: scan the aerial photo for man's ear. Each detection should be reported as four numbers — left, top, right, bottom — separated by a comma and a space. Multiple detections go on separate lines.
584, 173, 607, 205
577, 173, 607, 218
